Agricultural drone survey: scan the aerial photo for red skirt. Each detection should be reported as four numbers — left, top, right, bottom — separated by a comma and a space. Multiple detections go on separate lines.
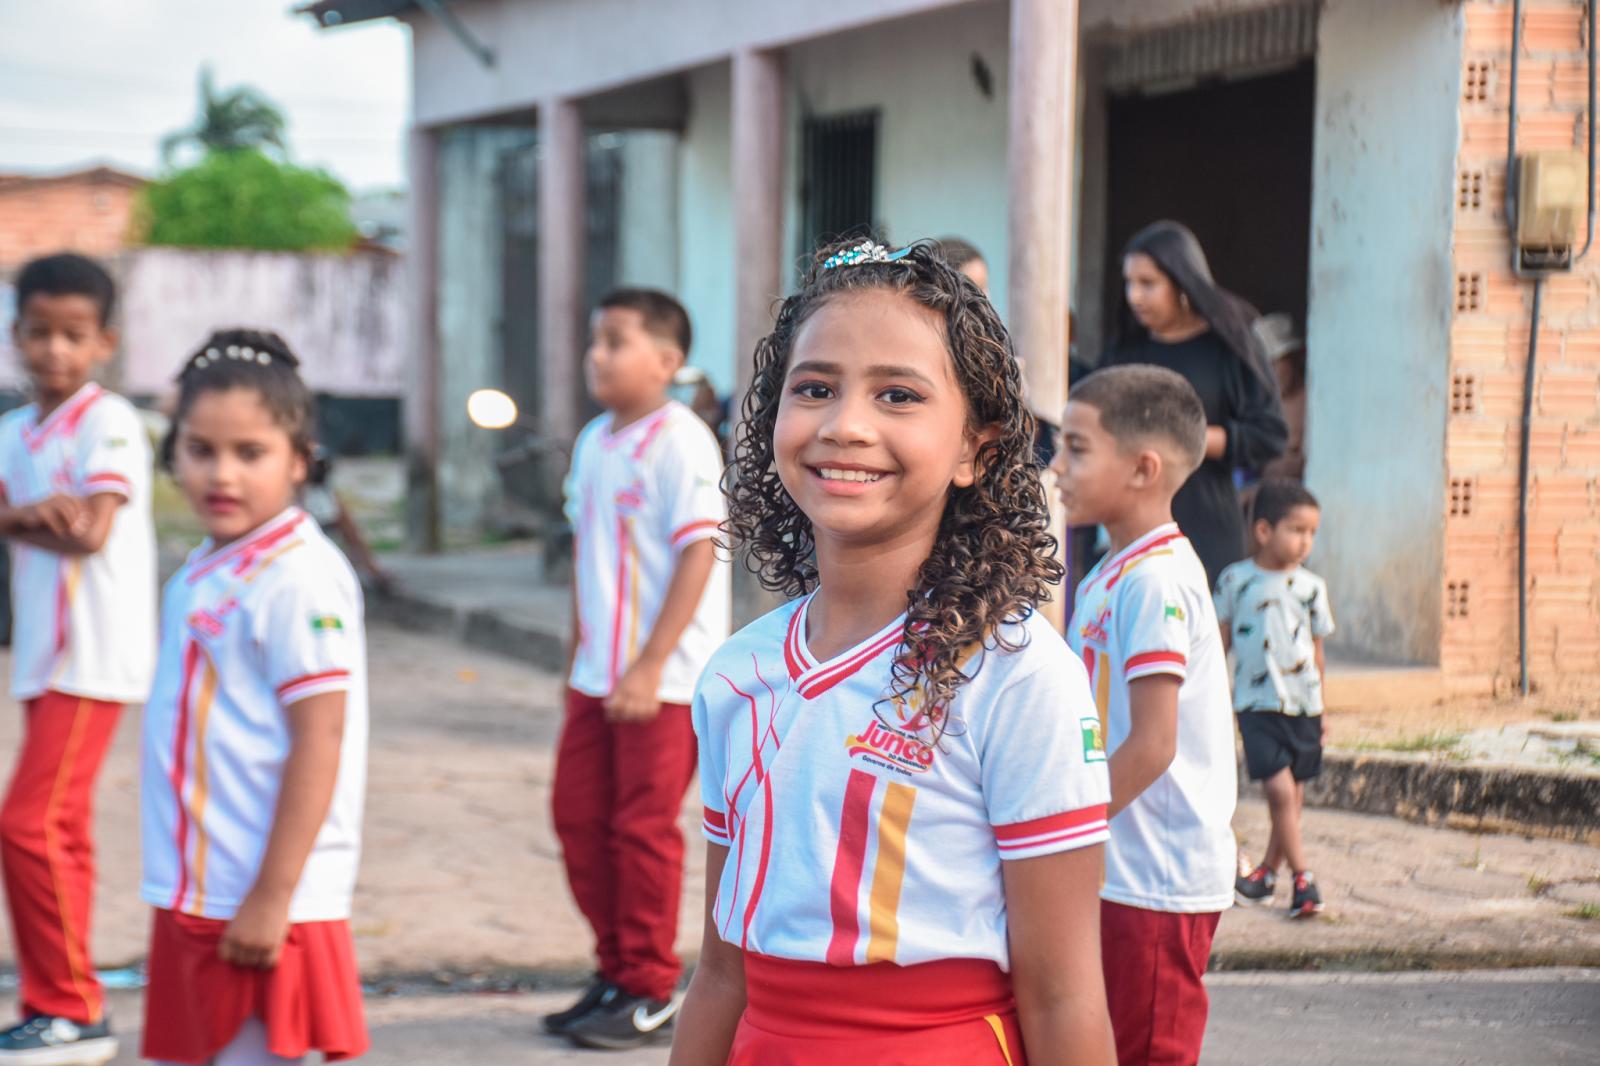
730, 953, 1026, 1065
141, 908, 369, 1063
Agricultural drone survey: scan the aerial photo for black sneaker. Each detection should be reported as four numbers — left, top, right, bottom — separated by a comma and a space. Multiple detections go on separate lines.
1235, 864, 1277, 905
543, 975, 619, 1036
1288, 871, 1325, 919
565, 991, 679, 1050
0, 1016, 117, 1065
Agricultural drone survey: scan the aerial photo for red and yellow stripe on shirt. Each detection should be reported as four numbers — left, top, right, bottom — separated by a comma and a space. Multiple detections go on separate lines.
825, 769, 918, 966
170, 641, 220, 915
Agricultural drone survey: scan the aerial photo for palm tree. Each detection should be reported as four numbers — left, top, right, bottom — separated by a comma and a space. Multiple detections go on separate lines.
161, 66, 289, 165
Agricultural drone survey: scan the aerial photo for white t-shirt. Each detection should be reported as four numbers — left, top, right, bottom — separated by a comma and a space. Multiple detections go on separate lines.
141, 508, 368, 924
693, 596, 1110, 969
1067, 523, 1236, 914
564, 401, 730, 703
0, 383, 156, 703
1214, 559, 1336, 715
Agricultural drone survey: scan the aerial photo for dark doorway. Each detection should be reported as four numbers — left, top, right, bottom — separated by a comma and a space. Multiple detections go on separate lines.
799, 111, 879, 258
1102, 63, 1315, 346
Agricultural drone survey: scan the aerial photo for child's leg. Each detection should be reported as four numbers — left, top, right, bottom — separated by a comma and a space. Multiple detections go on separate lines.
607, 702, 698, 1001
214, 1018, 303, 1066
1261, 767, 1306, 875
0, 693, 121, 1023
551, 689, 622, 981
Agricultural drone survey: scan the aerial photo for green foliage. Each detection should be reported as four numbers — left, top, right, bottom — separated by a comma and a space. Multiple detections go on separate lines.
135, 149, 356, 252
161, 67, 288, 163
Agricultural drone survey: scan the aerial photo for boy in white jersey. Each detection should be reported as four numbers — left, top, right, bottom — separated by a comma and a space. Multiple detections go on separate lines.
1218, 478, 1333, 919
549, 289, 729, 1050
1054, 365, 1237, 1066
141, 329, 368, 1064
0, 254, 154, 1063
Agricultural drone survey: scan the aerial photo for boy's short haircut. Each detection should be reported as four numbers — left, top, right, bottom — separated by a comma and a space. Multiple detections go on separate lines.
1252, 478, 1320, 528
598, 288, 692, 357
1071, 364, 1207, 476
15, 253, 116, 327
933, 237, 984, 271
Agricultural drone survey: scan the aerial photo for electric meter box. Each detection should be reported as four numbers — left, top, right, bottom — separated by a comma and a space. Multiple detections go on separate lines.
1516, 150, 1586, 252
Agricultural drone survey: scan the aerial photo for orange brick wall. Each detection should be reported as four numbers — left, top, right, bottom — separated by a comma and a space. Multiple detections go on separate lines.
0, 178, 140, 275
1450, 1, 1600, 681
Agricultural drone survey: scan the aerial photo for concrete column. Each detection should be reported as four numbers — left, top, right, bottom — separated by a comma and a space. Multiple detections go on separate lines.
1009, 0, 1079, 630
731, 48, 786, 404
405, 124, 442, 552
1008, 0, 1079, 422
539, 97, 587, 441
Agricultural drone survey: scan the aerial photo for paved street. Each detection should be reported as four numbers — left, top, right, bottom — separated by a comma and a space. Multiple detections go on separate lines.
89, 968, 1600, 1063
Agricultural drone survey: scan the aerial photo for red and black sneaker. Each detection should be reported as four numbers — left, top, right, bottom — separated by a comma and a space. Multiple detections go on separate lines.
1288, 871, 1325, 919
1235, 863, 1277, 906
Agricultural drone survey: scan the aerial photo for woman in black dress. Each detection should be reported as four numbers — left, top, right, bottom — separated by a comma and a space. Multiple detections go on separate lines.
1100, 220, 1288, 586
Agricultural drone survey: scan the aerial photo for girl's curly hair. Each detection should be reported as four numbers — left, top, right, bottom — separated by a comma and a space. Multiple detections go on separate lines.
725, 238, 1062, 736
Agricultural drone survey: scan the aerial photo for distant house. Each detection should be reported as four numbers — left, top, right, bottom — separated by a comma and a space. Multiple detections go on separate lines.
0, 165, 145, 276
305, 0, 1600, 689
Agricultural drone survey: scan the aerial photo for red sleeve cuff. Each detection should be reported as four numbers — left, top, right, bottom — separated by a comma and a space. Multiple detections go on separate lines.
1124, 650, 1187, 679
993, 804, 1109, 854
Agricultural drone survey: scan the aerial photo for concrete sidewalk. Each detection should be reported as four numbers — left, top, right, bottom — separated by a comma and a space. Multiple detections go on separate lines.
0, 623, 1595, 987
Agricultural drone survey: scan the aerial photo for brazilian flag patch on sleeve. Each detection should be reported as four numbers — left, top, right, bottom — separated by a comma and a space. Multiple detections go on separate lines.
1080, 716, 1107, 763
309, 614, 344, 633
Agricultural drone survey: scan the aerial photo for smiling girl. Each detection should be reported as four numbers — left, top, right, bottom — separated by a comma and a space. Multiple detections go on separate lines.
669, 242, 1115, 1066
142, 330, 368, 1065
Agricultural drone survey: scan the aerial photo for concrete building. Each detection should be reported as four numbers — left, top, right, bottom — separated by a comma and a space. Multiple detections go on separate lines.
304, 0, 1600, 689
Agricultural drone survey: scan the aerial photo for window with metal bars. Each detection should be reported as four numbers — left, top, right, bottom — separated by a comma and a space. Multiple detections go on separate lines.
800, 111, 880, 259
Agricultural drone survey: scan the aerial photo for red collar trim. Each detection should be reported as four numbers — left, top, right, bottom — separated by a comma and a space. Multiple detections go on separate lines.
22, 383, 102, 452
186, 508, 306, 584
785, 593, 906, 700
1083, 523, 1184, 596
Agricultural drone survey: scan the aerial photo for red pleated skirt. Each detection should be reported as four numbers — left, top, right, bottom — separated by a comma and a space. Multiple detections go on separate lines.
141, 908, 369, 1063
729, 953, 1026, 1065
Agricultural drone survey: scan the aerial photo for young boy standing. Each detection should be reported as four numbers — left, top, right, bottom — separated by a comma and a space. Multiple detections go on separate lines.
0, 254, 156, 1063
1216, 478, 1333, 919
1053, 365, 1237, 1066
548, 289, 729, 1051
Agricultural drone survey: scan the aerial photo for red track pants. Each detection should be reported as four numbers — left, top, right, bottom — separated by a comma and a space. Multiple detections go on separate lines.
0, 692, 122, 1023
551, 688, 697, 1001
1100, 900, 1221, 1066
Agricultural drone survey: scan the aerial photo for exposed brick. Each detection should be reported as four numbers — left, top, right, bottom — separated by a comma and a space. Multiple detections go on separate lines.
1470, 473, 1524, 517
1480, 269, 1531, 315
1540, 271, 1594, 316
1455, 319, 1515, 364
1462, 113, 1513, 157
1465, 3, 1515, 55
0, 177, 139, 273
1475, 368, 1527, 417
1518, 109, 1584, 149
1567, 424, 1600, 467
1556, 521, 1600, 571
1530, 419, 1568, 468
1521, 6, 1585, 54
1564, 330, 1600, 366
1534, 471, 1599, 513
1506, 325, 1567, 366
1452, 223, 1513, 267
1538, 367, 1600, 416
1448, 420, 1510, 471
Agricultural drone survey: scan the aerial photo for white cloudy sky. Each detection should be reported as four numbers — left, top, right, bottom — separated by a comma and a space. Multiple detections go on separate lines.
0, 1, 410, 191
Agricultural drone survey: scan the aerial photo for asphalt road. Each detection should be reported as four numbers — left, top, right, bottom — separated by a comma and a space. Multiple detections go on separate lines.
99, 967, 1597, 1064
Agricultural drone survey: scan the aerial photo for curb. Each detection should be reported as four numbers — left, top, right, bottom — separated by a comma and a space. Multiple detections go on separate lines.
376, 590, 567, 674
1307, 751, 1600, 843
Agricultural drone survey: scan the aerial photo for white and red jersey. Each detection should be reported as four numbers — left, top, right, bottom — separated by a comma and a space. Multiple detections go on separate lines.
563, 401, 730, 703
0, 382, 156, 703
693, 597, 1110, 969
141, 508, 368, 924
1067, 523, 1236, 913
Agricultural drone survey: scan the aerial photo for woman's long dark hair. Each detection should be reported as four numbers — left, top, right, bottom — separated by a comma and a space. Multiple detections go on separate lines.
724, 238, 1061, 738
1115, 220, 1276, 387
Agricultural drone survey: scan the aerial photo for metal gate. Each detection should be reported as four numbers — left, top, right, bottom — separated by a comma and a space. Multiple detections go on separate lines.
799, 110, 880, 259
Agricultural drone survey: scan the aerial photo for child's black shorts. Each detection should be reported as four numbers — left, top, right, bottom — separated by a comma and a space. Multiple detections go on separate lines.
1237, 711, 1323, 782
